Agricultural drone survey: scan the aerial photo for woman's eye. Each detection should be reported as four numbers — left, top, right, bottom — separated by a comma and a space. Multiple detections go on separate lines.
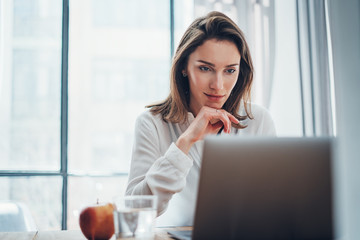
226, 69, 236, 74
199, 66, 211, 72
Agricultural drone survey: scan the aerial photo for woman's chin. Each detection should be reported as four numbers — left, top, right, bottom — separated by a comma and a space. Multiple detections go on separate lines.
204, 102, 224, 109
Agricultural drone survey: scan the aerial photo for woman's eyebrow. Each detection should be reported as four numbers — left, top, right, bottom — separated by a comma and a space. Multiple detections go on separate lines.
196, 60, 239, 67
197, 60, 215, 67
226, 63, 240, 67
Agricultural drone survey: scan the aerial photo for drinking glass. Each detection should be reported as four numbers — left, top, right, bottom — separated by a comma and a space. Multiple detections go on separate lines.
113, 195, 157, 239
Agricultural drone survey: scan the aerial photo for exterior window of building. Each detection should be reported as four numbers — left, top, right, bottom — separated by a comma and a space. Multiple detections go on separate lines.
67, 0, 170, 229
0, 0, 63, 229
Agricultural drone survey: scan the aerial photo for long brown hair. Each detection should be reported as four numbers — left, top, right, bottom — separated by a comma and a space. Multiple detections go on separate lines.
147, 11, 254, 128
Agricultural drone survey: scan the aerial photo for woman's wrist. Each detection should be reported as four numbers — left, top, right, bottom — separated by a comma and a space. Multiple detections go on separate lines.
176, 134, 194, 155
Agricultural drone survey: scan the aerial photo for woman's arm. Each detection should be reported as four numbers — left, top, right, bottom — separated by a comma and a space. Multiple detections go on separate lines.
126, 107, 239, 215
126, 112, 193, 216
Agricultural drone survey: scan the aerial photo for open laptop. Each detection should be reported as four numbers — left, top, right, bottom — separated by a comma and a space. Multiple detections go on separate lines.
169, 136, 333, 240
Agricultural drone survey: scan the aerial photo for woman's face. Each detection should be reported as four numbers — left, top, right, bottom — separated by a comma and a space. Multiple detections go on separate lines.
185, 39, 241, 116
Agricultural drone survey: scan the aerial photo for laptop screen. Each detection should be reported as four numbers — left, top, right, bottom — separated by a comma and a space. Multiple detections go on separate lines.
192, 136, 333, 239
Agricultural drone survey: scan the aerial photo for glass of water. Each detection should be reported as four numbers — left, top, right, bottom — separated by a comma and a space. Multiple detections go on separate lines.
113, 195, 157, 239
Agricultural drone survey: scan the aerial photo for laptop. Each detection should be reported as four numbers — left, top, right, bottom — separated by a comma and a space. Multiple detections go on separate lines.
169, 136, 333, 240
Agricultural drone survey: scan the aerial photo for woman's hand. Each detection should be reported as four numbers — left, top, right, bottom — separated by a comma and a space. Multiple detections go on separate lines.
176, 106, 239, 154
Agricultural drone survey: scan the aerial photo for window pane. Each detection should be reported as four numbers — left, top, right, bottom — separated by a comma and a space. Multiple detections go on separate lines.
174, 0, 194, 48
68, 0, 170, 173
268, 0, 303, 136
67, 176, 128, 230
0, 0, 63, 170
0, 176, 62, 230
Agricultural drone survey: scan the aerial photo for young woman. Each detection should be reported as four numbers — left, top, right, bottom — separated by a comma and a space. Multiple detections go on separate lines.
126, 11, 276, 226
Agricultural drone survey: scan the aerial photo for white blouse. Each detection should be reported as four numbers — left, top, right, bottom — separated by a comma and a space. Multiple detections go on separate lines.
126, 103, 276, 227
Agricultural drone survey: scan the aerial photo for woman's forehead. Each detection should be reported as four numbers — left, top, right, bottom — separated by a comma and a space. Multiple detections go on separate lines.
188, 39, 241, 66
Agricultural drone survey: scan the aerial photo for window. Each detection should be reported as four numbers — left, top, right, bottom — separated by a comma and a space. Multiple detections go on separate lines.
1, 0, 172, 230
0, 0, 63, 229
67, 0, 170, 229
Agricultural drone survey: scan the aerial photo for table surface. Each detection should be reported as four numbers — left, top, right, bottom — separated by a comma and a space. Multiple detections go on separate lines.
0, 227, 192, 240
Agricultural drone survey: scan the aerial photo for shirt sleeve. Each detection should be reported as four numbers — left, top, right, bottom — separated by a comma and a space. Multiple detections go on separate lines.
125, 112, 193, 216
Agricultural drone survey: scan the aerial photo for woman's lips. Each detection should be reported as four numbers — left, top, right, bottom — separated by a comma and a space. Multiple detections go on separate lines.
204, 93, 225, 102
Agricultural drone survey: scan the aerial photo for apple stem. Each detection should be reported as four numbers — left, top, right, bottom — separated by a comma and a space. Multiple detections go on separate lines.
97, 198, 99, 205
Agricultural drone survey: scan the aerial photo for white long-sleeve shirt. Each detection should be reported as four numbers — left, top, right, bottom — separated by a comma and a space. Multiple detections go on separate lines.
126, 103, 276, 227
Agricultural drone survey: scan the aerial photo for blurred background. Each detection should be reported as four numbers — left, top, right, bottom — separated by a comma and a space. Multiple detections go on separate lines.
0, 0, 338, 230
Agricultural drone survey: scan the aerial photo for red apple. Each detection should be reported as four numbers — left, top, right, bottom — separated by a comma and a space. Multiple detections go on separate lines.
79, 202, 115, 240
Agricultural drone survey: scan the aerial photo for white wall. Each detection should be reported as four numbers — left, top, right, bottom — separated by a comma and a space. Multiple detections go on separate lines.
328, 0, 360, 239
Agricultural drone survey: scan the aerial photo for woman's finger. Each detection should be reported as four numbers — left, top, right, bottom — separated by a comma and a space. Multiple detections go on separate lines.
209, 121, 224, 134
224, 111, 240, 124
212, 110, 231, 133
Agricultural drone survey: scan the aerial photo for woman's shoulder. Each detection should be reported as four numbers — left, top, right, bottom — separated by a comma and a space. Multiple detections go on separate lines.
136, 109, 163, 124
239, 102, 276, 135
135, 109, 169, 132
249, 103, 272, 119
239, 102, 270, 118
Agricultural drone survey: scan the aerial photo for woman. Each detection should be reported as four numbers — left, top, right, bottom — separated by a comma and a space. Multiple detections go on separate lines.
126, 11, 276, 226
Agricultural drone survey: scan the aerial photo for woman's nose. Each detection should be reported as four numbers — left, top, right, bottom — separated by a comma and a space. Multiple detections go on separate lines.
210, 72, 224, 90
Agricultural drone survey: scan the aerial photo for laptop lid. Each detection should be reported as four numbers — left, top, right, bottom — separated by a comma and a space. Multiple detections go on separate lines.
192, 136, 333, 240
